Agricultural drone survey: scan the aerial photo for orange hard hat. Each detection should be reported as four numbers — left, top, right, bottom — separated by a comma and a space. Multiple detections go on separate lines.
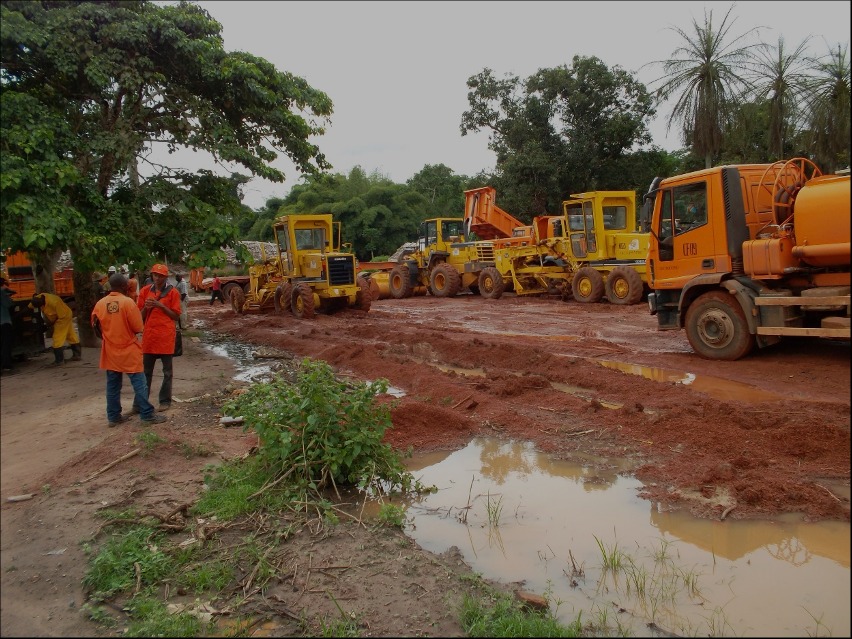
150, 264, 169, 276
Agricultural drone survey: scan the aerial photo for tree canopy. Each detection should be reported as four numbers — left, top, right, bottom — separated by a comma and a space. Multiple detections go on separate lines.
1, 0, 332, 338
460, 56, 662, 218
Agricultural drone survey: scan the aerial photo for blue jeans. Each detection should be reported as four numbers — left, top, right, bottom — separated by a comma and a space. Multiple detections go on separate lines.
106, 370, 156, 421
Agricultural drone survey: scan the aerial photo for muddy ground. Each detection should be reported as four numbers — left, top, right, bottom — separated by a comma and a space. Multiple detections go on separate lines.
1, 291, 849, 637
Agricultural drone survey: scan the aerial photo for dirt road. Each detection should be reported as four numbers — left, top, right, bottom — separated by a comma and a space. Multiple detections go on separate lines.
200, 293, 851, 521
0, 291, 848, 636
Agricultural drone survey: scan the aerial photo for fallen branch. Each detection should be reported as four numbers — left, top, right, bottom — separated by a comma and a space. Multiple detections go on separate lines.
815, 483, 842, 502
564, 429, 595, 438
6, 494, 34, 502
451, 394, 472, 409
720, 504, 737, 520
83, 448, 141, 483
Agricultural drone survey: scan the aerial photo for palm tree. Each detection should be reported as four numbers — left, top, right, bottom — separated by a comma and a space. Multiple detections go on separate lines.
749, 36, 813, 161
650, 5, 760, 168
803, 43, 851, 173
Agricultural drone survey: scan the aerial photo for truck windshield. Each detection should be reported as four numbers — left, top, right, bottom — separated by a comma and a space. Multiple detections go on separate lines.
295, 228, 325, 251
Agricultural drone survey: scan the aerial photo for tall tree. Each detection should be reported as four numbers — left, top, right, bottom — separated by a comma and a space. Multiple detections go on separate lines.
406, 164, 468, 216
650, 5, 759, 168
0, 0, 332, 342
804, 43, 851, 173
749, 36, 812, 160
461, 57, 655, 217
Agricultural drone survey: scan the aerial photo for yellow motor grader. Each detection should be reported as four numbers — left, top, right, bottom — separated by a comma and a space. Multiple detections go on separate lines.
229, 214, 370, 319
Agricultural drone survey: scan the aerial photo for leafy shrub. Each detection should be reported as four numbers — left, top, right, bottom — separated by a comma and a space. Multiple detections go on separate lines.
221, 358, 430, 507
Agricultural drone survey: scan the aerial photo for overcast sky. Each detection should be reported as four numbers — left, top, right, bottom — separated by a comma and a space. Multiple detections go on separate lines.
179, 1, 850, 209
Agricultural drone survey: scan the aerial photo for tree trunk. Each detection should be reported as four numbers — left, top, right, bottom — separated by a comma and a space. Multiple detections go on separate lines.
704, 152, 712, 169
72, 266, 101, 348
33, 249, 63, 295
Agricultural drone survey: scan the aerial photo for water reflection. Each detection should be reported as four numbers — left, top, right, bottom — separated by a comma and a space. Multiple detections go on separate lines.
597, 360, 789, 403
402, 437, 851, 637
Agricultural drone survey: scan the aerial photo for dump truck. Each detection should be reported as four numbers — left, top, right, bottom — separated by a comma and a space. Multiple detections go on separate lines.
645, 157, 850, 360
2, 250, 74, 303
229, 213, 370, 318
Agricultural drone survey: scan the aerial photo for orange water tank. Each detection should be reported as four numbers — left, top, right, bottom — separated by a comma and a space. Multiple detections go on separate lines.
792, 174, 851, 268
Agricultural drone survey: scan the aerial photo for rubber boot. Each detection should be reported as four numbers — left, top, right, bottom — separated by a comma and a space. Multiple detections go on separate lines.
70, 344, 82, 361
52, 348, 65, 366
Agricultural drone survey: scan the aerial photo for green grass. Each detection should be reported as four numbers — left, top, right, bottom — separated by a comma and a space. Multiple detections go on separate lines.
134, 429, 165, 452
82, 526, 173, 599
124, 596, 211, 637
459, 589, 582, 637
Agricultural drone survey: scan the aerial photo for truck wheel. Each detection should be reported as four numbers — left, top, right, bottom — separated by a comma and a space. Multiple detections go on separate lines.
274, 283, 292, 314
605, 266, 644, 305
355, 276, 372, 311
430, 263, 461, 297
389, 265, 414, 299
222, 282, 239, 300
478, 267, 505, 300
291, 282, 315, 319
572, 267, 604, 303
229, 286, 246, 314
685, 291, 755, 361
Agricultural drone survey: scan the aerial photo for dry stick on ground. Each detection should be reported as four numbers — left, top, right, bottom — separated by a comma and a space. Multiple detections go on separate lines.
249, 466, 295, 500
451, 394, 472, 409
815, 484, 842, 502
83, 448, 141, 483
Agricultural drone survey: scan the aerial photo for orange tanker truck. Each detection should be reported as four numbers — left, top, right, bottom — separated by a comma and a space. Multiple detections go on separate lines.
645, 157, 850, 360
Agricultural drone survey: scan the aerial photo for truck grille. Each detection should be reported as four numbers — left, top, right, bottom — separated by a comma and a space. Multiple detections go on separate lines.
327, 256, 356, 285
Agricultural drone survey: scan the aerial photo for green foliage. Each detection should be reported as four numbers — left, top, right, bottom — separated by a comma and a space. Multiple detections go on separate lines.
174, 560, 234, 595
221, 359, 429, 508
650, 6, 758, 168
134, 429, 165, 452
376, 503, 406, 528
461, 57, 658, 217
459, 590, 582, 637
124, 596, 210, 638
82, 526, 173, 599
194, 456, 271, 520
80, 603, 116, 627
0, 0, 332, 325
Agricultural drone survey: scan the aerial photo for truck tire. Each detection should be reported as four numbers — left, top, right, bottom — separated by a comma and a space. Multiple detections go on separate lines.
572, 267, 604, 303
222, 282, 240, 300
430, 263, 461, 297
291, 282, 315, 319
605, 266, 644, 306
389, 265, 414, 299
355, 276, 372, 311
685, 291, 755, 361
478, 267, 505, 299
229, 286, 246, 314
274, 282, 293, 314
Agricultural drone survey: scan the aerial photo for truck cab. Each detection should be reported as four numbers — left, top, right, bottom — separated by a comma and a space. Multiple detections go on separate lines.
645, 158, 850, 360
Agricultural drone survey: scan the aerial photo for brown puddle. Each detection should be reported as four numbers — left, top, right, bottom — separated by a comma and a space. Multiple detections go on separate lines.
391, 437, 850, 637
597, 359, 790, 403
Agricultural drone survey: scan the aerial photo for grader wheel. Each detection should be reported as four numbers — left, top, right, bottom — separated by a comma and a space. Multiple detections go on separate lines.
605, 266, 644, 305
571, 267, 604, 303
355, 276, 372, 311
478, 267, 505, 300
291, 282, 315, 319
273, 282, 293, 314
229, 286, 246, 314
